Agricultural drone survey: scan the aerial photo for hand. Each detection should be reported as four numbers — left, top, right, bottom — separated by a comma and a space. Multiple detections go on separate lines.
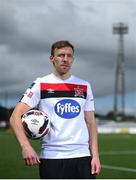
91, 156, 101, 175
22, 145, 40, 166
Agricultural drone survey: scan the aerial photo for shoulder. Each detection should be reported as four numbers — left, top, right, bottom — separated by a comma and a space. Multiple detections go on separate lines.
72, 75, 91, 86
34, 74, 53, 83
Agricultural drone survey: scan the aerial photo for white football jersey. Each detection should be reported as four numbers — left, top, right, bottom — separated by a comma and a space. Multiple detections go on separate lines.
21, 73, 95, 159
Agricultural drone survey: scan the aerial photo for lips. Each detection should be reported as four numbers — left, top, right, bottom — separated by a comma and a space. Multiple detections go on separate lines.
61, 64, 69, 68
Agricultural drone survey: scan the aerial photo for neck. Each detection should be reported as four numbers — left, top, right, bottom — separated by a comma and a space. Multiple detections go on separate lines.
53, 70, 71, 80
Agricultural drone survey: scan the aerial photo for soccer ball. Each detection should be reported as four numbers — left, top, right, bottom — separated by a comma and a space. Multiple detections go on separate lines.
21, 109, 50, 139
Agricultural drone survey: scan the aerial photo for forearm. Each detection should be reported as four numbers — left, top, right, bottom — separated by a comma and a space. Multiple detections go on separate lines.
84, 111, 101, 174
10, 115, 31, 148
9, 103, 31, 148
10, 103, 40, 166
84, 111, 99, 157
89, 122, 101, 175
89, 119, 99, 158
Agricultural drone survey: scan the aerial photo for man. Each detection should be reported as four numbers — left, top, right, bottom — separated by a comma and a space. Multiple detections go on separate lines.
10, 40, 101, 179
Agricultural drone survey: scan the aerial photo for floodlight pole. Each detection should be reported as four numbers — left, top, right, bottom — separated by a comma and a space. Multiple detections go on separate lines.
112, 23, 128, 120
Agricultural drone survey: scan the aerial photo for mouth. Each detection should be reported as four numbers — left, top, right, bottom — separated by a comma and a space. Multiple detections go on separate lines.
61, 64, 69, 68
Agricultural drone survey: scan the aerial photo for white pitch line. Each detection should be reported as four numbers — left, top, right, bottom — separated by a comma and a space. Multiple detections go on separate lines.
102, 164, 136, 173
100, 151, 136, 155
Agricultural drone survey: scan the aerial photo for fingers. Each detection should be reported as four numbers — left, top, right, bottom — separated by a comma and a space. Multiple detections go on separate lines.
22, 146, 40, 166
91, 164, 100, 175
91, 158, 101, 175
24, 155, 40, 166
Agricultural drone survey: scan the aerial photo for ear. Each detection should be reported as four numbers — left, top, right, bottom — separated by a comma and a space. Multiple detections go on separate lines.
50, 55, 54, 62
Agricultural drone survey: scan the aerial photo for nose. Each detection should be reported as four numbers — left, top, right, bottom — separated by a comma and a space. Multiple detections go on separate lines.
63, 54, 68, 61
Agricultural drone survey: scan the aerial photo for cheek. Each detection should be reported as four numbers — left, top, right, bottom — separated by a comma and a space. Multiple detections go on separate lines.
53, 59, 60, 66
70, 59, 74, 65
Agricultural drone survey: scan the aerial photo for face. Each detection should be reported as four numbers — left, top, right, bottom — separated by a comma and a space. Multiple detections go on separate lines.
50, 46, 74, 75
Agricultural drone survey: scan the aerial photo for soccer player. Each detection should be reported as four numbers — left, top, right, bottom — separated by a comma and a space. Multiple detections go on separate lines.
10, 40, 101, 179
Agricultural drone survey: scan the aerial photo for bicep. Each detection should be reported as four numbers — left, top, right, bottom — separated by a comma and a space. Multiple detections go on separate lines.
11, 102, 31, 122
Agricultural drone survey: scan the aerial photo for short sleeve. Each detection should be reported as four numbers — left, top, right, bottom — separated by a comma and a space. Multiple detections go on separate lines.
20, 78, 40, 108
84, 82, 95, 111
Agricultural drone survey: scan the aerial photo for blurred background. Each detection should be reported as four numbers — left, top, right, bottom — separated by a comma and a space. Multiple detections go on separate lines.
0, 0, 136, 178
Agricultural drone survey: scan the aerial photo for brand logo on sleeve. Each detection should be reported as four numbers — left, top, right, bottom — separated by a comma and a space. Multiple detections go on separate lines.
55, 99, 81, 119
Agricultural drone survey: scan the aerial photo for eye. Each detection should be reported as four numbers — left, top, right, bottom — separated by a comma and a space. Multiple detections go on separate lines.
57, 54, 73, 59
67, 54, 73, 58
58, 54, 65, 58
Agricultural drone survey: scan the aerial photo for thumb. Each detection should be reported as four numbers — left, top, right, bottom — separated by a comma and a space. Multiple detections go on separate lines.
91, 163, 95, 174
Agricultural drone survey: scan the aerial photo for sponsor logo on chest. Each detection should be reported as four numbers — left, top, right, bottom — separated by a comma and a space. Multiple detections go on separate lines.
54, 99, 81, 119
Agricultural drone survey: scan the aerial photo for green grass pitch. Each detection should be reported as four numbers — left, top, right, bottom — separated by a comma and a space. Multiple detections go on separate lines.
0, 130, 136, 179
